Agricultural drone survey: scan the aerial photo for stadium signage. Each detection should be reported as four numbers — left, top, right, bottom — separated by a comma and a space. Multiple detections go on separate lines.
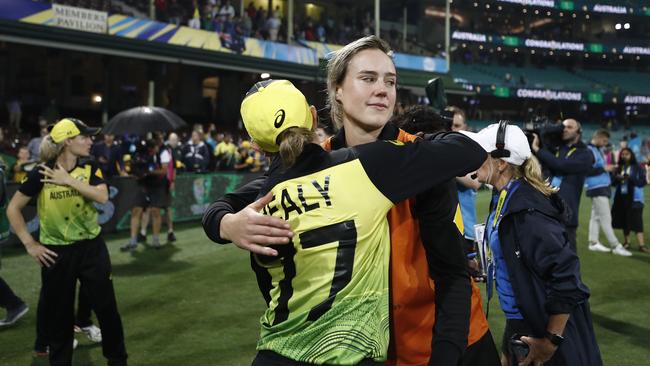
498, 0, 555, 8
592, 4, 628, 14
52, 4, 107, 34
622, 46, 650, 55
624, 95, 650, 104
516, 88, 582, 101
452, 31, 487, 42
524, 39, 584, 51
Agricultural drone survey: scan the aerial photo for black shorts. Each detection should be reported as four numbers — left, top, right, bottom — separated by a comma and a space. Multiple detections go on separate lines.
626, 207, 644, 233
134, 184, 172, 208
146, 184, 171, 208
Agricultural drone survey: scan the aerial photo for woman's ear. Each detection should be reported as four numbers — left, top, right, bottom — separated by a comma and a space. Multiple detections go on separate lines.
309, 105, 318, 131
496, 159, 509, 173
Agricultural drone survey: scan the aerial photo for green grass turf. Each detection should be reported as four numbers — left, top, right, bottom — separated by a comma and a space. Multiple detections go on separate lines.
1, 190, 650, 365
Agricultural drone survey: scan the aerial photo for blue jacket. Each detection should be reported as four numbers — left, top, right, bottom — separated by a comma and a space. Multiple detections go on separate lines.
585, 144, 611, 197
537, 141, 593, 227
495, 181, 602, 366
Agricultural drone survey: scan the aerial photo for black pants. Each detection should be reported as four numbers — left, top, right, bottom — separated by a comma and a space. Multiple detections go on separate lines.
566, 226, 577, 253
35, 279, 94, 349
40, 236, 127, 366
0, 275, 23, 310
252, 350, 383, 366
460, 329, 501, 366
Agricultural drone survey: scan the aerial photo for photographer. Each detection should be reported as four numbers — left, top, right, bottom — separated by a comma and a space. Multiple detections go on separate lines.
532, 119, 593, 251
121, 137, 171, 250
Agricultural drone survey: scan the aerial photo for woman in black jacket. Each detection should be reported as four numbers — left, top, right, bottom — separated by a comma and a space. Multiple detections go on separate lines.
611, 147, 648, 252
464, 123, 602, 366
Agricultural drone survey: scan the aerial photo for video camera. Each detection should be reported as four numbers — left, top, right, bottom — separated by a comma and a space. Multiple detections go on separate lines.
129, 139, 157, 179
523, 116, 564, 151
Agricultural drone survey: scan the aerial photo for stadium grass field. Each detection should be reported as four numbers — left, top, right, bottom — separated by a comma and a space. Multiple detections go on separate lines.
1, 189, 650, 365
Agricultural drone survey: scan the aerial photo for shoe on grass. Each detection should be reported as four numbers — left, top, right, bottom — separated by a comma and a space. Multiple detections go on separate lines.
167, 231, 177, 243
588, 242, 611, 253
137, 233, 147, 244
0, 302, 28, 327
612, 244, 633, 257
120, 243, 137, 252
75, 324, 102, 343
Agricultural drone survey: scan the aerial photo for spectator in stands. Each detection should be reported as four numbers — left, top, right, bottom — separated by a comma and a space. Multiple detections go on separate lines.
12, 146, 33, 183
182, 130, 211, 172
214, 133, 236, 170
188, 0, 201, 29
585, 129, 631, 256
168, 0, 184, 25
245, 2, 256, 19
6, 96, 21, 133
532, 119, 593, 251
218, 0, 235, 19
468, 123, 602, 366
611, 148, 648, 253
27, 127, 48, 161
266, 11, 281, 41
91, 134, 122, 179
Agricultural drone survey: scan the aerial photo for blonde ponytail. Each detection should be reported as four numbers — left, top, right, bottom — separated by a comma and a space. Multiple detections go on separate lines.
39, 135, 65, 162
513, 156, 558, 196
277, 127, 315, 168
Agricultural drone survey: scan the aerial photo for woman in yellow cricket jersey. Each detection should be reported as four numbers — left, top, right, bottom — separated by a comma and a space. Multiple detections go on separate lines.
7, 118, 127, 366
238, 79, 486, 366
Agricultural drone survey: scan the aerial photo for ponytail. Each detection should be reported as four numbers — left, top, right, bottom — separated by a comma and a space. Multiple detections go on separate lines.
513, 156, 558, 196
39, 135, 65, 162
277, 127, 315, 168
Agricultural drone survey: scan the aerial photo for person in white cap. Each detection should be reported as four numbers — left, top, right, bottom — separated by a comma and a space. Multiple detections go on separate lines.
463, 122, 602, 366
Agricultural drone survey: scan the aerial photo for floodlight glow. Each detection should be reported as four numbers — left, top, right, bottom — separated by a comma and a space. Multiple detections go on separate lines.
260, 73, 270, 79
624, 23, 630, 29
615, 23, 622, 30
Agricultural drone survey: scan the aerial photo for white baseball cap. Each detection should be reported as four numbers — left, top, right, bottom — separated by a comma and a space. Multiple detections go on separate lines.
460, 123, 531, 166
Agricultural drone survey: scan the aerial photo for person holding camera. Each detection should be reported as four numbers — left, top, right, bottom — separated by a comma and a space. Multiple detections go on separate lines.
531, 119, 593, 252
466, 122, 601, 366
121, 137, 171, 250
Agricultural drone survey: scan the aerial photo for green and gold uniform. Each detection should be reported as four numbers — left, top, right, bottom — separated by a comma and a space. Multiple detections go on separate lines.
20, 160, 103, 244
18, 159, 128, 366
252, 133, 485, 365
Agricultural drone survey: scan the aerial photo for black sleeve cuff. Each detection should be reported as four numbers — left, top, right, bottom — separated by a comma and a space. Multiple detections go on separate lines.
202, 208, 232, 244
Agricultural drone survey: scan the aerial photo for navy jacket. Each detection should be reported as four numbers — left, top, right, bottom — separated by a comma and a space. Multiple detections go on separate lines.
496, 181, 602, 366
536, 141, 593, 227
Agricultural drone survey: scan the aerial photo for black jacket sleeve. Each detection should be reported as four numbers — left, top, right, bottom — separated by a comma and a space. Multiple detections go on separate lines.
536, 147, 594, 176
414, 181, 471, 365
201, 175, 267, 243
356, 132, 486, 203
630, 165, 647, 187
513, 211, 590, 315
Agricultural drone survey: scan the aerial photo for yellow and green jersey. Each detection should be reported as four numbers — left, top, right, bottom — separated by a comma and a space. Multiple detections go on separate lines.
19, 160, 106, 245
252, 133, 486, 365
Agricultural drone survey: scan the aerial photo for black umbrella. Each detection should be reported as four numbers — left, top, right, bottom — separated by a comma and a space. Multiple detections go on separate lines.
103, 106, 187, 135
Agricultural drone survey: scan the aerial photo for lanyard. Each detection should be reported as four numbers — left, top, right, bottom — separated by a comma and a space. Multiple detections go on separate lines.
482, 179, 521, 317
555, 147, 576, 159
